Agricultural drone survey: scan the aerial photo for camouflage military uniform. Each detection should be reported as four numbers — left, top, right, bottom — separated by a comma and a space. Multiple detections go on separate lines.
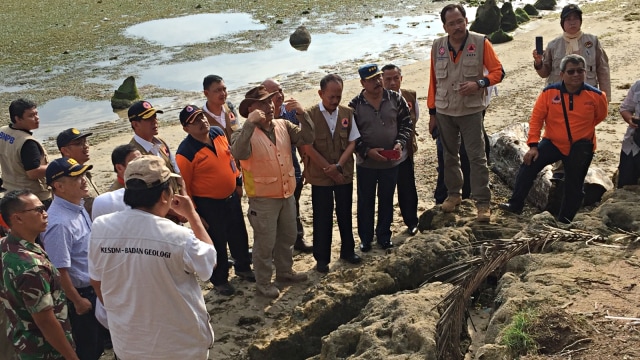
0, 234, 74, 359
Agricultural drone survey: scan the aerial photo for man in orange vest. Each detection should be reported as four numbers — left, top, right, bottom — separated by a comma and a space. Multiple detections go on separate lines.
230, 86, 315, 299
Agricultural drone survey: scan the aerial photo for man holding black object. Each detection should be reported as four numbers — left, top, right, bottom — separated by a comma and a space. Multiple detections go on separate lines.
500, 54, 608, 223
349, 64, 412, 252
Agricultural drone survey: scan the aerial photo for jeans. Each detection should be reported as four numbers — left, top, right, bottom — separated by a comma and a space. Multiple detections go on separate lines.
311, 183, 355, 265
356, 165, 399, 246
508, 138, 593, 223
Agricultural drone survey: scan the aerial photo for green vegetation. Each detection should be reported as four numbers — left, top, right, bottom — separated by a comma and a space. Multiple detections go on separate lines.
499, 308, 539, 357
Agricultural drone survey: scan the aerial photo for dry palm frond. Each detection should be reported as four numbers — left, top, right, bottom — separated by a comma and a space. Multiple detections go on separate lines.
427, 225, 608, 360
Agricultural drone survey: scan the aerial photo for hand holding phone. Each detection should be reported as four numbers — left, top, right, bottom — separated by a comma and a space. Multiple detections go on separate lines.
379, 149, 401, 160
535, 36, 544, 55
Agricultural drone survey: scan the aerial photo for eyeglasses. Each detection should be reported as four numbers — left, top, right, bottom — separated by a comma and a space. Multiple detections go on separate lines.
67, 139, 88, 147
565, 68, 586, 75
18, 205, 47, 214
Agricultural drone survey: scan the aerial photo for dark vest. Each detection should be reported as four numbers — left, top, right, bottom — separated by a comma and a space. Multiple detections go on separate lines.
401, 89, 418, 155
203, 103, 240, 140
304, 105, 355, 186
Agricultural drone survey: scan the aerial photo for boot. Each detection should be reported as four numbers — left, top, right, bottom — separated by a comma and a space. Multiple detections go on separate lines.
256, 282, 279, 299
275, 270, 308, 283
293, 237, 313, 253
477, 204, 491, 222
441, 195, 462, 213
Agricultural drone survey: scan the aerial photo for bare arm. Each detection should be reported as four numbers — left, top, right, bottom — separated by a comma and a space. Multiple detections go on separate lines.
31, 309, 79, 360
25, 164, 48, 180
57, 269, 91, 315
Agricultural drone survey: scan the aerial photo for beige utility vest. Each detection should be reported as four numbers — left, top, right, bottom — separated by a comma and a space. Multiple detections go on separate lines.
304, 105, 355, 186
0, 125, 51, 200
401, 89, 418, 154
545, 33, 600, 87
203, 103, 240, 140
129, 137, 177, 173
240, 120, 296, 198
433, 32, 486, 116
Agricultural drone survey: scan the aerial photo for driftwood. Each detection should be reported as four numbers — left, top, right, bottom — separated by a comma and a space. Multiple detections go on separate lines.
490, 123, 614, 211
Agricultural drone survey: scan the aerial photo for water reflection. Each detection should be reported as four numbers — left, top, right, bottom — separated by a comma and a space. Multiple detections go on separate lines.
125, 13, 267, 47
137, 14, 441, 91
36, 96, 176, 141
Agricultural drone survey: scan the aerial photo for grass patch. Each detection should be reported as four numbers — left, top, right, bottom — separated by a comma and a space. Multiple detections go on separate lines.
499, 308, 538, 357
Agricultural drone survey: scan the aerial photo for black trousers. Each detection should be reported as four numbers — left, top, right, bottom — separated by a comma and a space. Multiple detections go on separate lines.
311, 183, 356, 265
396, 156, 419, 228
67, 286, 105, 360
194, 192, 251, 286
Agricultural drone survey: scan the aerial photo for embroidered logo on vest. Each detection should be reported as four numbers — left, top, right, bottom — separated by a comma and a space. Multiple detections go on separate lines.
341, 118, 349, 128
438, 46, 446, 56
552, 95, 562, 104
584, 41, 593, 48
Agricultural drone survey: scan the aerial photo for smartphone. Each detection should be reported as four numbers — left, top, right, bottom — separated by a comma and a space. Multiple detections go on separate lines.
535, 36, 544, 55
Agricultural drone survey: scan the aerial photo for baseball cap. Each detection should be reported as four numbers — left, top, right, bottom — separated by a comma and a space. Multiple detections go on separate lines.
358, 64, 383, 80
124, 155, 180, 190
561, 4, 582, 22
46, 157, 93, 185
56, 128, 93, 149
128, 100, 164, 122
179, 105, 204, 126
238, 86, 278, 118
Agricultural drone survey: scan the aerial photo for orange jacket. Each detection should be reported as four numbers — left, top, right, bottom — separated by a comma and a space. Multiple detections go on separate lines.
528, 83, 608, 155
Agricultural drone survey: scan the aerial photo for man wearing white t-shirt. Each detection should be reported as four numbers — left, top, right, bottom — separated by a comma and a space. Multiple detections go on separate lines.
92, 144, 141, 220
89, 155, 217, 359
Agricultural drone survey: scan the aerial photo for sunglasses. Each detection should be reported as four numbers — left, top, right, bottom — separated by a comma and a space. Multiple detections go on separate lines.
565, 68, 586, 75
18, 205, 47, 214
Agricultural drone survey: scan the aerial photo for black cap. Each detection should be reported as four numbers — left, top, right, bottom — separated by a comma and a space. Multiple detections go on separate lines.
56, 128, 92, 149
46, 157, 93, 185
561, 4, 582, 28
128, 100, 164, 122
179, 105, 204, 126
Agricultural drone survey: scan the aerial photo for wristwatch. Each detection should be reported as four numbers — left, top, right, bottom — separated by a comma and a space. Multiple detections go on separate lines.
476, 79, 486, 88
335, 164, 343, 173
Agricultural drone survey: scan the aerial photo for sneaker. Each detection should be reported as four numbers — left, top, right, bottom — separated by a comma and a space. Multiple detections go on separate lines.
214, 283, 235, 296
235, 270, 256, 282
441, 195, 462, 213
256, 283, 279, 299
477, 205, 491, 222
275, 271, 308, 283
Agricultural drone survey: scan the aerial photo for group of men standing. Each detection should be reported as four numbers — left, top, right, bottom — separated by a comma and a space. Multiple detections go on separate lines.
0, 2, 626, 359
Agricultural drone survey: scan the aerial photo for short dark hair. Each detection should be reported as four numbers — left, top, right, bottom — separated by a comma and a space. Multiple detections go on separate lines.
440, 4, 466, 24
381, 64, 402, 74
0, 189, 33, 227
9, 98, 37, 124
320, 74, 344, 90
111, 144, 138, 173
560, 54, 586, 71
124, 180, 170, 209
203, 75, 224, 90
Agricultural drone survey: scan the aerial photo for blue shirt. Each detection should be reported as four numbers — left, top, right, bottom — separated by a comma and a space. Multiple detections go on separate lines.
43, 196, 92, 288
279, 106, 302, 180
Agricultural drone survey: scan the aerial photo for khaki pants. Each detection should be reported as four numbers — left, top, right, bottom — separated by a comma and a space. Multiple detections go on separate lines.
436, 111, 491, 204
247, 196, 297, 285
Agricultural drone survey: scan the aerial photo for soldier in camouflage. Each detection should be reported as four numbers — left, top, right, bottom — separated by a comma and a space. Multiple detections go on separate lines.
0, 189, 78, 360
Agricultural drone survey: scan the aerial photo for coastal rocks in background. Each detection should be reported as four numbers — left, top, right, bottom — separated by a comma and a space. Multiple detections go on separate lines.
523, 4, 539, 16
110, 76, 140, 110
499, 2, 519, 32
470, 0, 502, 34
488, 29, 514, 44
515, 8, 531, 24
533, 0, 557, 11
289, 25, 311, 51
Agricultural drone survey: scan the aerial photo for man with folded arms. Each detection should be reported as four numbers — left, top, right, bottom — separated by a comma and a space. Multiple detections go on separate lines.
42, 157, 105, 359
176, 105, 255, 296
89, 155, 216, 359
231, 85, 315, 299
1, 189, 78, 360
349, 63, 412, 252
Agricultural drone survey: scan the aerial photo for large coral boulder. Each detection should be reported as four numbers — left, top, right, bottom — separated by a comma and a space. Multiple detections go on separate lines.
470, 0, 502, 35
534, 0, 556, 11
500, 2, 519, 31
289, 25, 311, 51
110, 76, 140, 110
